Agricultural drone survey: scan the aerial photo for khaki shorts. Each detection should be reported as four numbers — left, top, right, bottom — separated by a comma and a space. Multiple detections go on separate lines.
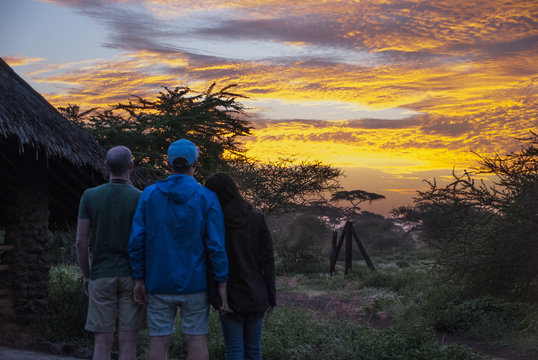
85, 276, 147, 333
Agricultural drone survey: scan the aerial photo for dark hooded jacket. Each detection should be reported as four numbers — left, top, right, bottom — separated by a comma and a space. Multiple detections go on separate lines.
208, 197, 276, 318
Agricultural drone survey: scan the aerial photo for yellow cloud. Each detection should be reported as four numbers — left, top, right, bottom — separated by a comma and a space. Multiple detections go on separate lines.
3, 56, 45, 66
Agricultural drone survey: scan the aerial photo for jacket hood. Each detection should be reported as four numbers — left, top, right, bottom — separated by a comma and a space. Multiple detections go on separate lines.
223, 198, 253, 227
156, 174, 199, 203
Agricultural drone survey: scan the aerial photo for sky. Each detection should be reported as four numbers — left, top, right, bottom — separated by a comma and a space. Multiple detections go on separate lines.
1, 0, 537, 216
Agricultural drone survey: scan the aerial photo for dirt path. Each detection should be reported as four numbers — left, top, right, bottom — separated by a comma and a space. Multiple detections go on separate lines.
277, 292, 538, 360
0, 346, 80, 360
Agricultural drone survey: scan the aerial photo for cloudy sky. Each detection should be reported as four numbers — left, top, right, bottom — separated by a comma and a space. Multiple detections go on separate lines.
1, 0, 537, 215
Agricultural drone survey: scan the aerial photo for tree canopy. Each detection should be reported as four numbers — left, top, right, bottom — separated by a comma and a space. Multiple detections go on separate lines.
60, 83, 253, 180
227, 156, 343, 215
331, 189, 385, 216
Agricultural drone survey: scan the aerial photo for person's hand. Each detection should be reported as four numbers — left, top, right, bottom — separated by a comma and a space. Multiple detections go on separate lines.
219, 299, 233, 316
133, 280, 147, 305
266, 306, 275, 316
82, 277, 89, 297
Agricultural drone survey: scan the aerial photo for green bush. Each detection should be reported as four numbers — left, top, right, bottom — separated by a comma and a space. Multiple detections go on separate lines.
260, 306, 482, 360
46, 265, 91, 342
430, 296, 527, 340
163, 303, 483, 360
359, 266, 426, 293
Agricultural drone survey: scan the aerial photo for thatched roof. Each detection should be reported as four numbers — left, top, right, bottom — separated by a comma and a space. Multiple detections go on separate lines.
0, 57, 107, 170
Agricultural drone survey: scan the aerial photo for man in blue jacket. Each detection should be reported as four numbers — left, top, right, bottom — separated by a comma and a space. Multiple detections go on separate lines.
129, 139, 229, 360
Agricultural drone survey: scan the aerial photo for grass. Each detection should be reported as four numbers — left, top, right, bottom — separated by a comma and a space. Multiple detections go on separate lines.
42, 250, 538, 359
136, 305, 482, 360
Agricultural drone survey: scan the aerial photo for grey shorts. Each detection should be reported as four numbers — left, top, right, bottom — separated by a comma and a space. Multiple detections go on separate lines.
147, 292, 209, 336
85, 276, 147, 333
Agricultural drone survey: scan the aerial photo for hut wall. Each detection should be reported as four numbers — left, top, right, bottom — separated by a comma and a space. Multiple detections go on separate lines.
3, 152, 51, 327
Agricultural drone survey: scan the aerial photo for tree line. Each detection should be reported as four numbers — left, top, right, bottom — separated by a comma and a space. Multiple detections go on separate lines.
60, 83, 385, 218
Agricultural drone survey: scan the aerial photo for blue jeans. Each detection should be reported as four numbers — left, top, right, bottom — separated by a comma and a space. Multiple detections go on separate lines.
220, 314, 264, 360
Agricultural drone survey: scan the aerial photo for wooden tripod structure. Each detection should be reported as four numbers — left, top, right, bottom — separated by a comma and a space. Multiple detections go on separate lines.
329, 220, 375, 274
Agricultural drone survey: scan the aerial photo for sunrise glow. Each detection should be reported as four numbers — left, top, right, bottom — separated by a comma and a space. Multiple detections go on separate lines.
2, 0, 536, 215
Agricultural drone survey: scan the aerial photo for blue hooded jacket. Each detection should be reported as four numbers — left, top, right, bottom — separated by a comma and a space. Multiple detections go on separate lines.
128, 174, 228, 294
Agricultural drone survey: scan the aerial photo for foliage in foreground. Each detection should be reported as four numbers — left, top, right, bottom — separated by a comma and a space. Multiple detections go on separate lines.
44, 262, 485, 360
165, 306, 483, 360
43, 252, 538, 358
423, 288, 538, 353
258, 306, 483, 360
45, 266, 90, 342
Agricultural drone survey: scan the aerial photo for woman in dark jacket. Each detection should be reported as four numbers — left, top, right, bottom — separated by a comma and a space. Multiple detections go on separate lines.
205, 172, 276, 360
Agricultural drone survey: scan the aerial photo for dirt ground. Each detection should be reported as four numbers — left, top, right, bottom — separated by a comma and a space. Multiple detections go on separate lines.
0, 347, 80, 360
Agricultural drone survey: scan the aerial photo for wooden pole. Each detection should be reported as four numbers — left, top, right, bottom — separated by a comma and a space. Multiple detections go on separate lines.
344, 221, 353, 275
329, 224, 347, 274
329, 230, 338, 273
350, 224, 375, 271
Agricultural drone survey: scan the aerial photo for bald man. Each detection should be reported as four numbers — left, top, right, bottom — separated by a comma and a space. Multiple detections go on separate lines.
76, 146, 146, 360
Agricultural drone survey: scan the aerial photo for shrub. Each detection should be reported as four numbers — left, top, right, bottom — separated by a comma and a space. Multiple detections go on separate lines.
393, 134, 538, 301
359, 265, 426, 293
430, 296, 527, 340
260, 306, 482, 360
45, 265, 91, 342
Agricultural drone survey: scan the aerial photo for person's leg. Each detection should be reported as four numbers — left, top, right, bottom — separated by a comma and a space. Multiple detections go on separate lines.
146, 294, 178, 360
147, 335, 172, 360
220, 314, 244, 360
117, 277, 147, 360
184, 334, 208, 360
86, 278, 118, 360
243, 317, 264, 360
93, 332, 114, 360
118, 331, 138, 360
179, 292, 210, 360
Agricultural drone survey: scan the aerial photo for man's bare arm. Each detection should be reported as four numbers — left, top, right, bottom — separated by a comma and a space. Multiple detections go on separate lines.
75, 219, 91, 294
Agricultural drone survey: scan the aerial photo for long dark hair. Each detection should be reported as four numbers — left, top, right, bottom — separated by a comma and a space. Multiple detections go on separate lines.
205, 172, 241, 206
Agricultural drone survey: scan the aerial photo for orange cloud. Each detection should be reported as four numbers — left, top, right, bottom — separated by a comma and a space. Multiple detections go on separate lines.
19, 0, 536, 215
3, 56, 45, 66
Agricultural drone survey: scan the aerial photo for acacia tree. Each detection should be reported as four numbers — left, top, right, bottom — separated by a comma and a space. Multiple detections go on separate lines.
393, 132, 538, 300
61, 83, 253, 180
331, 190, 385, 216
227, 156, 343, 216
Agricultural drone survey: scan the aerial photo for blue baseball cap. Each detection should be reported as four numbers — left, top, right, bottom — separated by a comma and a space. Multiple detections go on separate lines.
167, 139, 199, 166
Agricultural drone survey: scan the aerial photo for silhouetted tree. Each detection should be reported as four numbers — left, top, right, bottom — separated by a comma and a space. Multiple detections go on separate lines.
227, 156, 343, 215
62, 83, 253, 180
331, 189, 385, 216
393, 132, 538, 300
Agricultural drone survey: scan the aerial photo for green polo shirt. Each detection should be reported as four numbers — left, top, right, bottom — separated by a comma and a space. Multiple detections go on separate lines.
78, 182, 142, 280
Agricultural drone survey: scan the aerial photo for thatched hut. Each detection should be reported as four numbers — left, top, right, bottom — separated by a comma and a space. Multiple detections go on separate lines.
0, 57, 109, 330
